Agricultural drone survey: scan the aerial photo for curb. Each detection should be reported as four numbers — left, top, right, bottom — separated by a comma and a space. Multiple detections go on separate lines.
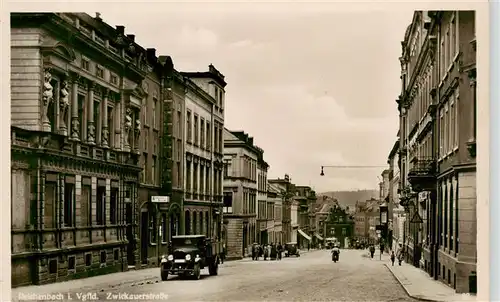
384, 264, 440, 302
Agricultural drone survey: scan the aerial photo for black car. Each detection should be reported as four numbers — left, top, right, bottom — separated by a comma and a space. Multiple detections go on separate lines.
160, 235, 221, 281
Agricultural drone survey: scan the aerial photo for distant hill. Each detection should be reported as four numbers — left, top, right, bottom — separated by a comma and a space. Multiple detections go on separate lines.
318, 190, 379, 211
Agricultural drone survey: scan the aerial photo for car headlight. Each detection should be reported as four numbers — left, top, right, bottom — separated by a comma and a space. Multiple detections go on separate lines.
167, 255, 173, 261
185, 254, 191, 261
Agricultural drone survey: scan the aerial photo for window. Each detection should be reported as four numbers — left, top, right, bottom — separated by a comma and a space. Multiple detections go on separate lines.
81, 58, 90, 71
64, 182, 75, 227
186, 160, 192, 192
439, 109, 444, 158
205, 212, 209, 236
193, 162, 198, 196
110, 188, 118, 224
78, 95, 86, 140
177, 111, 182, 137
94, 101, 101, 144
206, 123, 211, 150
144, 130, 149, 151
96, 185, 105, 225
177, 162, 182, 188
152, 99, 157, 128
149, 213, 157, 244
200, 119, 205, 148
107, 106, 114, 148
96, 65, 104, 78
152, 156, 157, 185
114, 249, 119, 261
200, 165, 205, 197
206, 168, 210, 197
214, 125, 218, 152
194, 115, 199, 145
44, 181, 57, 228
223, 192, 233, 213
85, 253, 92, 266
100, 251, 106, 263
68, 256, 76, 270
110, 74, 118, 85
187, 111, 192, 142
219, 128, 223, 153
440, 37, 445, 77
161, 214, 167, 243
445, 103, 450, 153
224, 162, 229, 178
81, 184, 91, 226
200, 213, 204, 235
142, 155, 148, 183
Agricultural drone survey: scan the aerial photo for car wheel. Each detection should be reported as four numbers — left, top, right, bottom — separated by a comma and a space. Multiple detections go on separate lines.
161, 270, 169, 281
193, 264, 201, 280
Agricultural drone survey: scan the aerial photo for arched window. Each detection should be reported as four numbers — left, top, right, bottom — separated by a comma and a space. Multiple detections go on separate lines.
185, 211, 191, 235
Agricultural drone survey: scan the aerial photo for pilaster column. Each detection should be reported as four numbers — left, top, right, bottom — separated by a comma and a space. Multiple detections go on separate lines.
102, 89, 109, 148
87, 81, 96, 145
70, 73, 80, 141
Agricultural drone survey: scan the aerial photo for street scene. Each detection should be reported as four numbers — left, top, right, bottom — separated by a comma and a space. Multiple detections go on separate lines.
9, 6, 478, 302
13, 249, 419, 302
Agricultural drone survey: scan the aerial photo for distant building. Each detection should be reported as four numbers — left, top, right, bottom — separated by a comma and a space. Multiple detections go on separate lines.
268, 175, 294, 243
268, 182, 283, 243
323, 205, 355, 248
222, 129, 258, 259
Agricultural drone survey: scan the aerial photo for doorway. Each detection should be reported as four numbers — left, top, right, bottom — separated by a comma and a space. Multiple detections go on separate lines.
141, 211, 148, 264
125, 203, 135, 266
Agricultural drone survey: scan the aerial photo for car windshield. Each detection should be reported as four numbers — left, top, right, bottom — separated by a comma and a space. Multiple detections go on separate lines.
172, 238, 198, 247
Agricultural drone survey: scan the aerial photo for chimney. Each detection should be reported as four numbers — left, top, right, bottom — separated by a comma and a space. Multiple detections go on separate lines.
95, 12, 102, 21
146, 48, 156, 59
116, 25, 125, 35
127, 34, 135, 42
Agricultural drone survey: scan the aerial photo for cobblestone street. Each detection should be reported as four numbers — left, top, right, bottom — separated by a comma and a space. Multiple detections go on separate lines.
13, 249, 418, 302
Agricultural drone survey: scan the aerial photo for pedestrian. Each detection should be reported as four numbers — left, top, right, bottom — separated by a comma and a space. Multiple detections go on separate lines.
396, 246, 403, 265
277, 242, 282, 260
390, 251, 395, 266
369, 245, 375, 259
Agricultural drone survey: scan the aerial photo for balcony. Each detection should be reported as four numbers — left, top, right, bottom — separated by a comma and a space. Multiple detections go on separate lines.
408, 157, 436, 192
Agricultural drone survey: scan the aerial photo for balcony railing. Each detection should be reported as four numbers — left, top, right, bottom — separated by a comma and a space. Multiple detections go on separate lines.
408, 157, 436, 192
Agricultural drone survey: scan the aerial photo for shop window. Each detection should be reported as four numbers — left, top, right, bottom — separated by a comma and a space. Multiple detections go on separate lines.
161, 214, 167, 243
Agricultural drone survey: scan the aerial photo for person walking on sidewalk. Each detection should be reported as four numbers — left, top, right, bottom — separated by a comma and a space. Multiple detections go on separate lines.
396, 246, 403, 265
390, 251, 396, 266
369, 245, 375, 259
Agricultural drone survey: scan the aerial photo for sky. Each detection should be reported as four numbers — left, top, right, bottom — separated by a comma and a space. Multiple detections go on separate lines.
94, 3, 414, 193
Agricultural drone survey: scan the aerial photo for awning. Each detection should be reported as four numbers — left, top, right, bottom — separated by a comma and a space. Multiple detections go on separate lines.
314, 233, 324, 241
298, 229, 312, 241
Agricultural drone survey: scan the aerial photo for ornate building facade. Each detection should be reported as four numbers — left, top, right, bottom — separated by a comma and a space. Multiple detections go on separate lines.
10, 13, 169, 286
397, 11, 476, 293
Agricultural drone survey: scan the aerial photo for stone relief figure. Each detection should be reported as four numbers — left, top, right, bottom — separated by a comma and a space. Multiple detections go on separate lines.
124, 108, 133, 147
41, 70, 54, 130
59, 80, 70, 133
87, 123, 95, 143
134, 117, 141, 150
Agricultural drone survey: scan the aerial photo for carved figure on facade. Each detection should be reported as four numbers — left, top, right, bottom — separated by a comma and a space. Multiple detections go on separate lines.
134, 117, 141, 150
59, 80, 70, 134
124, 108, 133, 148
42, 69, 54, 131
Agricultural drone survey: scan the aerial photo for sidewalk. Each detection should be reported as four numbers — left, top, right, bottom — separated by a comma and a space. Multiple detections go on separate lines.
11, 267, 160, 298
385, 262, 477, 302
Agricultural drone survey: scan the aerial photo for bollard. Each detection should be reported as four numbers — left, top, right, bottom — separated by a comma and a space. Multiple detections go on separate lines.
469, 271, 477, 294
